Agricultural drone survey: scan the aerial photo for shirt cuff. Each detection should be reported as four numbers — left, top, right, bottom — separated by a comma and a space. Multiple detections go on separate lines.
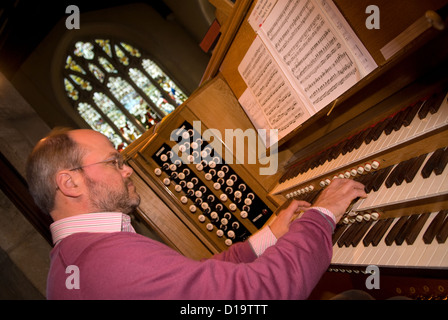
248, 226, 278, 257
248, 207, 336, 256
309, 206, 336, 224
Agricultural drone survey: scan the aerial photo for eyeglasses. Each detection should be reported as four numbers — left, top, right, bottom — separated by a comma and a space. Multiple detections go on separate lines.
69, 155, 125, 171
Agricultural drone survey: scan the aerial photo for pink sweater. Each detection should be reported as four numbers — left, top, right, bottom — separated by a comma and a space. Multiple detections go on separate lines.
47, 209, 334, 299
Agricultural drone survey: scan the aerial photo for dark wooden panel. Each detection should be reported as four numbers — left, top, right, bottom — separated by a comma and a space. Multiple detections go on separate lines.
0, 152, 53, 245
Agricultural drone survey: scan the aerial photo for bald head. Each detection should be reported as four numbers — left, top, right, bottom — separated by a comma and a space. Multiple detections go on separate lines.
26, 128, 139, 220
68, 129, 113, 148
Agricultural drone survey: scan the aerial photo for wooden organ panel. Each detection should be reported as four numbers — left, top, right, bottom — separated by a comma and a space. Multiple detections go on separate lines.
124, 0, 448, 299
124, 77, 279, 257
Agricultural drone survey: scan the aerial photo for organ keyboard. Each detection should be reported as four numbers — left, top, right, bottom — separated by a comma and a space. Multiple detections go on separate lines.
354, 149, 448, 212
331, 211, 448, 270
274, 88, 448, 277
273, 90, 448, 201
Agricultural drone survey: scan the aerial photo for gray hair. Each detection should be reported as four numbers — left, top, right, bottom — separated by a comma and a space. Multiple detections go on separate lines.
26, 127, 85, 214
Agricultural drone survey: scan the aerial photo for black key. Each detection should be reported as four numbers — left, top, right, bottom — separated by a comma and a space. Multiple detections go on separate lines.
307, 189, 322, 203
347, 133, 361, 153
318, 148, 332, 165
353, 171, 366, 183
364, 124, 377, 144
279, 167, 293, 183
395, 214, 419, 245
404, 153, 428, 183
421, 148, 444, 178
363, 219, 386, 246
371, 218, 395, 246
436, 215, 448, 244
351, 220, 374, 247
394, 159, 414, 186
354, 128, 372, 149
423, 210, 448, 244
329, 141, 346, 160
351, 132, 364, 151
403, 101, 424, 126
371, 165, 394, 191
397, 156, 425, 185
342, 135, 357, 155
406, 212, 430, 245
326, 145, 337, 162
311, 151, 324, 169
426, 91, 446, 115
385, 163, 402, 188
332, 223, 349, 245
316, 150, 326, 166
371, 118, 391, 141
392, 108, 409, 131
337, 223, 360, 247
336, 223, 354, 247
289, 163, 304, 179
293, 162, 307, 177
343, 222, 366, 247
286, 166, 300, 181
385, 216, 409, 246
393, 161, 409, 184
364, 170, 379, 193
384, 114, 399, 135
434, 147, 448, 175
418, 97, 432, 119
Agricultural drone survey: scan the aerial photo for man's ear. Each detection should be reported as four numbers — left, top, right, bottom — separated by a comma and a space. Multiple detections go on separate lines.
55, 170, 82, 197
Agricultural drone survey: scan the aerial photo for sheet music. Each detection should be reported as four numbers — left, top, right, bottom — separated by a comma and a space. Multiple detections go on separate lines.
259, 0, 366, 112
247, 0, 278, 32
238, 88, 270, 132
318, 0, 377, 76
238, 36, 311, 142
238, 89, 272, 148
240, 0, 377, 143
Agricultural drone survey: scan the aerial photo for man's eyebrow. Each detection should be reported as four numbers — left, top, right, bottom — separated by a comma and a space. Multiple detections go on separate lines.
106, 152, 121, 159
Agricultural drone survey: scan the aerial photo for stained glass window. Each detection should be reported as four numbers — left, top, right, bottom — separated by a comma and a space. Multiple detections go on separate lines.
63, 39, 188, 151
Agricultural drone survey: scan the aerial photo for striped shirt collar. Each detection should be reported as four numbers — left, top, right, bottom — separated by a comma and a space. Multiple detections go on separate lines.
50, 212, 136, 245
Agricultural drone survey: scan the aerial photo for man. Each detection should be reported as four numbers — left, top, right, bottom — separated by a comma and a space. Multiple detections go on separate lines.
26, 128, 366, 299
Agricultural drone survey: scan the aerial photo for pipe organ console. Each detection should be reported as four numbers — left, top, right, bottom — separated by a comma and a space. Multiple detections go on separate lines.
274, 89, 448, 274
123, 0, 448, 299
124, 77, 280, 257
145, 118, 273, 248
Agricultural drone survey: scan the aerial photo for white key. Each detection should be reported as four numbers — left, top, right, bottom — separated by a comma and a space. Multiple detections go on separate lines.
433, 164, 448, 195
366, 219, 402, 266
405, 213, 437, 266
388, 242, 410, 267
428, 243, 448, 268
351, 220, 387, 265
415, 241, 440, 267
357, 165, 396, 209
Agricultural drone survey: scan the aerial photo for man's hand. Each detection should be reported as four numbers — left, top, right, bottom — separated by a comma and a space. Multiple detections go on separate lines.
269, 200, 311, 239
313, 178, 367, 222
269, 179, 366, 238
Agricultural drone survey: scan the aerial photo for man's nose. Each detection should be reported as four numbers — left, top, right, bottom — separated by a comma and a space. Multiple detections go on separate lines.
121, 163, 134, 177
